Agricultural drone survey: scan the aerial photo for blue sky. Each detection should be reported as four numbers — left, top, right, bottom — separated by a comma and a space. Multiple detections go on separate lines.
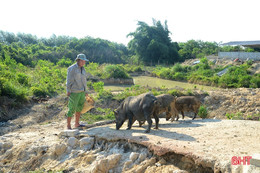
1, 0, 260, 45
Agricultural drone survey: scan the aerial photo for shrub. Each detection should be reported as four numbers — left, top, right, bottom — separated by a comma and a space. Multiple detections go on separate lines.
31, 86, 47, 97
97, 90, 113, 100
198, 105, 208, 119
168, 89, 183, 97
92, 81, 104, 93
172, 72, 186, 80
87, 81, 93, 90
250, 75, 260, 88
56, 57, 72, 67
171, 63, 184, 73
225, 112, 243, 120
17, 73, 29, 86
103, 65, 130, 79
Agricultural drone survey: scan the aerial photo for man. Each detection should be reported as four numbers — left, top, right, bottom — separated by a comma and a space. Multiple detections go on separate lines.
66, 53, 89, 129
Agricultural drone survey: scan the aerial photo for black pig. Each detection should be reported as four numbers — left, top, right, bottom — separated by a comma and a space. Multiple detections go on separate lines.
114, 92, 159, 133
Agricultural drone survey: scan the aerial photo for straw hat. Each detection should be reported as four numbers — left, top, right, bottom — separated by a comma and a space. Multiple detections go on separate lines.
81, 96, 95, 113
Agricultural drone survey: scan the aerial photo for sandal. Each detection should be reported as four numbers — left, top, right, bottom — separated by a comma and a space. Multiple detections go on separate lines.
75, 124, 86, 129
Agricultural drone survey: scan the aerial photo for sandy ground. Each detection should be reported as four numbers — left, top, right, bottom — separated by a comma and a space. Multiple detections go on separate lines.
1, 116, 260, 172
84, 118, 260, 172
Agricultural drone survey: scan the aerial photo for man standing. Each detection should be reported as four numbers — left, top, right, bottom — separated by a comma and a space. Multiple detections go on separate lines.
66, 53, 89, 129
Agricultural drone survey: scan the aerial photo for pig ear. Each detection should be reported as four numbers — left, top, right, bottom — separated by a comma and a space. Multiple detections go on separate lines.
114, 109, 118, 114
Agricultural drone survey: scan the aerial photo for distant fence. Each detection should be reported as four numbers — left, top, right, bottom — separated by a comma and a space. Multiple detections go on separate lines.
218, 52, 260, 60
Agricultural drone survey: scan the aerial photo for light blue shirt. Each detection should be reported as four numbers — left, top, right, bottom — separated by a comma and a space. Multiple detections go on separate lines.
66, 63, 87, 93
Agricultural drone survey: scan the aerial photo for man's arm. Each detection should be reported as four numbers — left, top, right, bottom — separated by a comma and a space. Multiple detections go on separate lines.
66, 67, 74, 96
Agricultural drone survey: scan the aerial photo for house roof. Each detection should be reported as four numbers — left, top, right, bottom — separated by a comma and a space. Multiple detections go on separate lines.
221, 41, 260, 48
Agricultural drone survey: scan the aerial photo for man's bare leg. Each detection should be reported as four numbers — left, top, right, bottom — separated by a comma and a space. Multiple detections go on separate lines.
75, 112, 81, 128
67, 117, 72, 129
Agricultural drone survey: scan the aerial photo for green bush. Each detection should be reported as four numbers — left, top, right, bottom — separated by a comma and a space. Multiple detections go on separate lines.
250, 74, 260, 88
93, 81, 104, 93
168, 89, 183, 97
103, 65, 130, 79
56, 57, 72, 67
87, 81, 93, 90
97, 90, 113, 100
17, 72, 29, 86
198, 105, 208, 119
31, 86, 47, 97
225, 112, 243, 120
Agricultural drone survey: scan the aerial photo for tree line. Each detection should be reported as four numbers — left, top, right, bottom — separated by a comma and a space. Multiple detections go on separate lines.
1, 19, 259, 104
2, 19, 257, 67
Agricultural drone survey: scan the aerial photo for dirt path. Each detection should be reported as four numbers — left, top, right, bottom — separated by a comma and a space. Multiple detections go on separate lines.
85, 118, 260, 172
1, 117, 260, 172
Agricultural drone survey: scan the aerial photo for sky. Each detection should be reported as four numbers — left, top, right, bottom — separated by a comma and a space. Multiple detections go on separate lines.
1, 0, 260, 45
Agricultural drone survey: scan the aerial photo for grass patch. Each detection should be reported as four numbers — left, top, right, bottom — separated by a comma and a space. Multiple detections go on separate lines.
80, 107, 114, 124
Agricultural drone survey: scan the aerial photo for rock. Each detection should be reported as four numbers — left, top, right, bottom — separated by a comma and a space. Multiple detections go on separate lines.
79, 137, 94, 150
30, 145, 48, 155
59, 129, 79, 137
107, 154, 121, 169
173, 170, 189, 173
83, 153, 97, 163
129, 152, 139, 162
91, 158, 109, 173
158, 158, 167, 165
251, 153, 260, 167
123, 160, 133, 171
243, 164, 260, 173
54, 143, 67, 156
67, 137, 78, 148
138, 152, 147, 162
0, 142, 13, 150
126, 157, 157, 173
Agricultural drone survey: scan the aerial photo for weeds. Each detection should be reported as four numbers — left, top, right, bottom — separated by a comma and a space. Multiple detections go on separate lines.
198, 105, 208, 119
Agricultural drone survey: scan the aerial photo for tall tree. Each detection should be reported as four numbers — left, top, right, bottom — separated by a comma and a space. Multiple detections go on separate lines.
127, 19, 179, 65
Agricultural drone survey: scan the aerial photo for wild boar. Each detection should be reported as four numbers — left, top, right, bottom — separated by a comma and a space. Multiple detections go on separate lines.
154, 94, 179, 122
114, 92, 159, 133
131, 94, 178, 126
175, 96, 201, 120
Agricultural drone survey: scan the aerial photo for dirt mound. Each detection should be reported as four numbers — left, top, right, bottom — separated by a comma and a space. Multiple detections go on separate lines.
204, 88, 260, 119
182, 57, 260, 75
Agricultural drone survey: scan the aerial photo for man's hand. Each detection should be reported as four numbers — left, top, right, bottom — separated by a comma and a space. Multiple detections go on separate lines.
67, 92, 71, 96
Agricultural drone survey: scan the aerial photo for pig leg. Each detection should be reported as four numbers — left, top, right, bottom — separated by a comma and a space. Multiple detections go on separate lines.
138, 120, 145, 127
192, 113, 197, 120
132, 117, 145, 127
181, 111, 185, 119
127, 113, 134, 130
144, 113, 152, 133
192, 111, 197, 120
153, 114, 159, 129
176, 111, 180, 121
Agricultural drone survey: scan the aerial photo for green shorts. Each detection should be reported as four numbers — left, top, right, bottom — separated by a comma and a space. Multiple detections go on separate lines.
67, 92, 86, 117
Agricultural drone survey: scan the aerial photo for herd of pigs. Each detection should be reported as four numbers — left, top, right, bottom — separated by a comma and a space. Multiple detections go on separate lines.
114, 92, 201, 133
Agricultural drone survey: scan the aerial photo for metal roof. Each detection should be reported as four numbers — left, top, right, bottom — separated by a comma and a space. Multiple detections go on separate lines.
221, 41, 260, 48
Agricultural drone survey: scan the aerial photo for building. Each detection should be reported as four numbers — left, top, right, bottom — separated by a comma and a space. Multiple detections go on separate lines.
219, 41, 260, 60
